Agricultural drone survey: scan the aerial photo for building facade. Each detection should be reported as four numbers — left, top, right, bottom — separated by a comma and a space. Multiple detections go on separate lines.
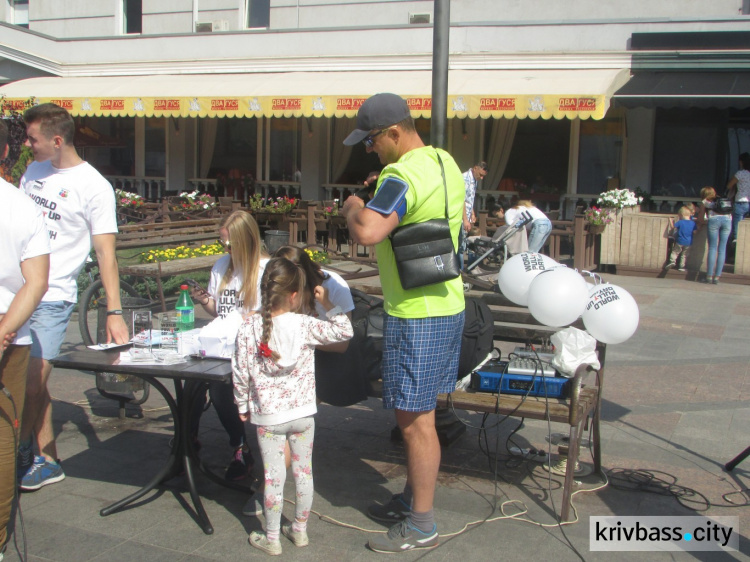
1, 0, 749, 211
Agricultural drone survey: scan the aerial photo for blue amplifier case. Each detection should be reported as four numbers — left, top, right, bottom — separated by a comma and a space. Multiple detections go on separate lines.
473, 361, 570, 398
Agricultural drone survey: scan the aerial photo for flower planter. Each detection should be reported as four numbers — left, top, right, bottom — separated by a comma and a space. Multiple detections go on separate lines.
588, 224, 606, 235
599, 206, 641, 265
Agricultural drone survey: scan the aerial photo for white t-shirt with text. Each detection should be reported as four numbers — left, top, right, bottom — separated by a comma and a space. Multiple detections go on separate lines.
21, 160, 118, 303
0, 179, 51, 344
208, 256, 269, 318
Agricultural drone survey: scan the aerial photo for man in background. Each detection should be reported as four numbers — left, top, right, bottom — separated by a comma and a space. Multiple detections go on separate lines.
460, 161, 488, 268
0, 119, 50, 555
17, 103, 129, 491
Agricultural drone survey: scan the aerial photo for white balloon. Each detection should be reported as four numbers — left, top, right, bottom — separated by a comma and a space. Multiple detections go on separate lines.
527, 267, 589, 327
497, 252, 558, 306
582, 283, 639, 344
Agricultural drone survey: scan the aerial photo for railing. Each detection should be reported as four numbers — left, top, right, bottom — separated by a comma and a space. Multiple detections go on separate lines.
322, 184, 359, 203
474, 190, 519, 211
105, 176, 167, 201
643, 196, 701, 214
475, 210, 597, 270
187, 178, 219, 193
255, 181, 301, 201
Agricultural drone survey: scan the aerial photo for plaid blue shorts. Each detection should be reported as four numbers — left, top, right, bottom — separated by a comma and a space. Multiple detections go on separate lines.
382, 311, 465, 412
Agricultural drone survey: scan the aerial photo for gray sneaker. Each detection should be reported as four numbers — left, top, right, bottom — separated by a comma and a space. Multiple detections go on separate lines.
281, 523, 309, 547
368, 520, 439, 553
367, 493, 410, 523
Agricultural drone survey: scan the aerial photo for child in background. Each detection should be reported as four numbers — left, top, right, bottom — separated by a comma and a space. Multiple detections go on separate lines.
665, 206, 698, 271
233, 257, 353, 556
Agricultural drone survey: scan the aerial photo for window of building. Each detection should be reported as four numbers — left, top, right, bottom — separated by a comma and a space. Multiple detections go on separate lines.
74, 117, 135, 177
123, 0, 142, 34
726, 110, 750, 181
12, 0, 29, 28
577, 113, 624, 195
247, 0, 270, 28
144, 117, 165, 177
651, 109, 721, 198
209, 118, 258, 179
500, 118, 571, 196
269, 118, 300, 181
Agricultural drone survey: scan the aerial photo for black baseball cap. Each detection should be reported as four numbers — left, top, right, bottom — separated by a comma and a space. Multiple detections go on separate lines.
343, 93, 411, 146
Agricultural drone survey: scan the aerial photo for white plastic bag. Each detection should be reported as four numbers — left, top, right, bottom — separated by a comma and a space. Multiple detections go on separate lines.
198, 310, 244, 358
550, 327, 600, 378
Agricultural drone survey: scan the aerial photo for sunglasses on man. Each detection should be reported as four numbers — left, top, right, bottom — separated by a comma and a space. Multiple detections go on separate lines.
362, 126, 396, 148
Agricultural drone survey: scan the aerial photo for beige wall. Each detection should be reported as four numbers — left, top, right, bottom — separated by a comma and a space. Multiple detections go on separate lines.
7, 0, 749, 37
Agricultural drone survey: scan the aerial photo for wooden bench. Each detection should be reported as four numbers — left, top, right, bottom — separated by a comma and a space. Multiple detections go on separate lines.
119, 255, 223, 312
441, 291, 605, 522
116, 218, 222, 251
349, 284, 605, 523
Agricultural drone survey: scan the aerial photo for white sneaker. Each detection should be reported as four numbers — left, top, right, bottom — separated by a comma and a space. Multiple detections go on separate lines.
281, 523, 309, 547
248, 531, 282, 556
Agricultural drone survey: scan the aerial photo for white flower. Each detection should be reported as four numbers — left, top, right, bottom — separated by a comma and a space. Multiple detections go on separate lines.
596, 188, 643, 209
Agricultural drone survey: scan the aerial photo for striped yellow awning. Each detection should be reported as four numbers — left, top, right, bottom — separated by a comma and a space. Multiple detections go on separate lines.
0, 69, 630, 120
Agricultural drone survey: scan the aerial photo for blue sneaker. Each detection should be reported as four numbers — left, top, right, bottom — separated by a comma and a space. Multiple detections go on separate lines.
16, 445, 34, 484
20, 457, 65, 491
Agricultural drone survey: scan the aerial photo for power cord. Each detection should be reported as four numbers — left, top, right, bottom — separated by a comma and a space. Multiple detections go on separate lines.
533, 347, 587, 562
607, 468, 712, 511
445, 347, 598, 561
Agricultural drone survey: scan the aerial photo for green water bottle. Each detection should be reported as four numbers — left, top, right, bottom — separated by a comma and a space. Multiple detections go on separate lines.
176, 284, 195, 332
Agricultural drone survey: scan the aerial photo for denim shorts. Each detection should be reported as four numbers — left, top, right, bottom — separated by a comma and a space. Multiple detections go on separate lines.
382, 311, 464, 412
29, 301, 75, 360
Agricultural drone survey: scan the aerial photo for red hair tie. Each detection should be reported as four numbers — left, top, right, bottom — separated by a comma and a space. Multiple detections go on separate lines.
257, 342, 272, 358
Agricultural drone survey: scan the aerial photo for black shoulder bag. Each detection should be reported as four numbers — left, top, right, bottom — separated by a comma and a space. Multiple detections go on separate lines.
389, 152, 461, 290
715, 196, 733, 214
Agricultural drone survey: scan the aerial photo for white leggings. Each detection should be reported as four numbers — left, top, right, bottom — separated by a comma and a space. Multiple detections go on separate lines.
256, 416, 315, 533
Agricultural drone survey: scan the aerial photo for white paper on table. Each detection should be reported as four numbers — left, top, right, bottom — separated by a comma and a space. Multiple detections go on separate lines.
87, 342, 132, 351
118, 351, 189, 366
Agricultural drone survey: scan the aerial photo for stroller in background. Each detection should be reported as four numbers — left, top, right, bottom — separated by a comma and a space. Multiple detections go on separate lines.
463, 212, 532, 291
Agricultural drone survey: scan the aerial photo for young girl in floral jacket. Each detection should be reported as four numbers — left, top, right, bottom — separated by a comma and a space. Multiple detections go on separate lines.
232, 257, 353, 556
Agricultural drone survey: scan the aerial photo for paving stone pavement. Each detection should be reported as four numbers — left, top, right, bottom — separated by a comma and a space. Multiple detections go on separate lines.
3, 271, 750, 561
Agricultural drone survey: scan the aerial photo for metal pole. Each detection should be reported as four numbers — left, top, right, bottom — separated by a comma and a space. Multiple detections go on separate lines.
431, 0, 449, 149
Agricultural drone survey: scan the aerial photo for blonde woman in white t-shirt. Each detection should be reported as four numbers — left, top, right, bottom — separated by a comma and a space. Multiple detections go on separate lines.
189, 210, 269, 482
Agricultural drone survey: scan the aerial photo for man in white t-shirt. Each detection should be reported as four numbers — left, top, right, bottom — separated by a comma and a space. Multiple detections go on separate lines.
0, 119, 50, 553
17, 103, 130, 491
